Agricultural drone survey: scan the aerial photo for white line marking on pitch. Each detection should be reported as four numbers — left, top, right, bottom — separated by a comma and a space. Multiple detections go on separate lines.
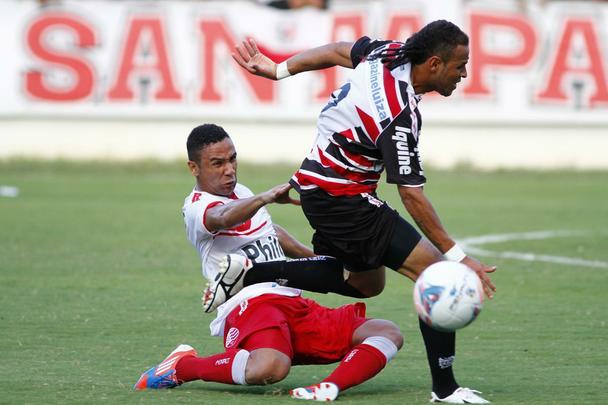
458, 230, 608, 269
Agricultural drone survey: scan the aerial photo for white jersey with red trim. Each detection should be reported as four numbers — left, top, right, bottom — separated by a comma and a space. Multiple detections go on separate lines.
182, 183, 286, 281
182, 183, 301, 336
291, 37, 426, 197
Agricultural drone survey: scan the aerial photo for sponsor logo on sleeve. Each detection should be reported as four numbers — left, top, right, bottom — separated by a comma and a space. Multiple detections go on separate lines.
392, 125, 414, 175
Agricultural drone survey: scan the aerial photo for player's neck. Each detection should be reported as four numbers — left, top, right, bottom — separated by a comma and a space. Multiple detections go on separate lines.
410, 64, 431, 95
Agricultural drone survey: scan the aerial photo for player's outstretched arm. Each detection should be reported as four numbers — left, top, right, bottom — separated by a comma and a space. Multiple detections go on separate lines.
398, 185, 497, 298
205, 183, 299, 233
232, 38, 355, 80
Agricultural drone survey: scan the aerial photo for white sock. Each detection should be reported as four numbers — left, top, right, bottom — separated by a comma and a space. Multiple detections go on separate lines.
231, 349, 250, 385
362, 336, 399, 362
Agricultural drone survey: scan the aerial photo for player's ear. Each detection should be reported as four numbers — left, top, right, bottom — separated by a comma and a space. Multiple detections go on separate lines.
187, 160, 200, 177
428, 55, 443, 73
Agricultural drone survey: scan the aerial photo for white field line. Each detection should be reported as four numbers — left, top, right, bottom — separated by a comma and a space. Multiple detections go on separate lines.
459, 230, 608, 269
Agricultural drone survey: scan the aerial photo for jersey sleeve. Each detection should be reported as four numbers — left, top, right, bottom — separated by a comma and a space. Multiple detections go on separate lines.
185, 193, 226, 236
187, 184, 255, 236
350, 36, 393, 68
376, 110, 426, 186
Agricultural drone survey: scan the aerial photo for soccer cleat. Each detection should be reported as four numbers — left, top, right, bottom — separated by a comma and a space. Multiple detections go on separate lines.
290, 382, 339, 402
134, 344, 197, 390
430, 387, 490, 404
202, 254, 252, 313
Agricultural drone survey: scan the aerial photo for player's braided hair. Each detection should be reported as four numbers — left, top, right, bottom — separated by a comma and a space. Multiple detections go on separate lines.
368, 20, 469, 70
187, 123, 230, 161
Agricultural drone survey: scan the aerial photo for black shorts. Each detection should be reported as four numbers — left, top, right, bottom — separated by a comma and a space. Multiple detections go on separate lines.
300, 189, 421, 271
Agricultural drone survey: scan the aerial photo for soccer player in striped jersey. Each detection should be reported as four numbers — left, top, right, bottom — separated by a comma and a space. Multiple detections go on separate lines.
233, 20, 495, 404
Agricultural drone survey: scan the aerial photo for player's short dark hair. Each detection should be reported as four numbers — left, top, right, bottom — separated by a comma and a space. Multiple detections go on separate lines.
370, 20, 469, 69
187, 124, 230, 161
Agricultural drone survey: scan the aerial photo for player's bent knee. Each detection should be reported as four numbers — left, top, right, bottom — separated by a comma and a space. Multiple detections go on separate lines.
346, 269, 385, 297
357, 283, 384, 298
384, 321, 404, 349
245, 349, 291, 385
248, 359, 290, 384
372, 319, 404, 349
353, 319, 404, 349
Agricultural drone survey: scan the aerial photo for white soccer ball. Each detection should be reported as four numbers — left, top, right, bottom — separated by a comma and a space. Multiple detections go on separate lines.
413, 261, 484, 332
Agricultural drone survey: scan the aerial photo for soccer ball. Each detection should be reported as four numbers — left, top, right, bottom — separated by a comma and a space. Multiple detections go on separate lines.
413, 261, 484, 332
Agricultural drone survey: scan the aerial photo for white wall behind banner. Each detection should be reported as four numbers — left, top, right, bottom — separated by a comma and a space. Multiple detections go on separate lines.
1, 0, 607, 169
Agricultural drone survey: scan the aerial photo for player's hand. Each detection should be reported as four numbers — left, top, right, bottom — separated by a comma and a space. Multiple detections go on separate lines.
262, 183, 300, 205
232, 38, 278, 80
461, 256, 496, 299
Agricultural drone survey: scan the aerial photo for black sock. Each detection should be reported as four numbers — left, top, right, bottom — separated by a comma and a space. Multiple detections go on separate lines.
418, 318, 459, 397
243, 256, 366, 298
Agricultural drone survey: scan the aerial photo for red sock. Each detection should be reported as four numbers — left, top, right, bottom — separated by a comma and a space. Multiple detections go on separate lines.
322, 344, 387, 391
176, 349, 242, 384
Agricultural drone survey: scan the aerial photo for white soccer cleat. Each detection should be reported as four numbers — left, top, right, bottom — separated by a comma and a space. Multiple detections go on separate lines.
290, 382, 339, 402
202, 254, 252, 313
430, 387, 490, 404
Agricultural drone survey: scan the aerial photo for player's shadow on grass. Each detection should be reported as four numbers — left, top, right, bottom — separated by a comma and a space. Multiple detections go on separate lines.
185, 380, 419, 399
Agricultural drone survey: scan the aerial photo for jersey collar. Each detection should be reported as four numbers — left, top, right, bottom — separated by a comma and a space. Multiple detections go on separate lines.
392, 62, 422, 102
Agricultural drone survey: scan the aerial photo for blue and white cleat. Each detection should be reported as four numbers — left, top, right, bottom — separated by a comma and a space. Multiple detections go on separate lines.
134, 344, 197, 390
290, 382, 339, 401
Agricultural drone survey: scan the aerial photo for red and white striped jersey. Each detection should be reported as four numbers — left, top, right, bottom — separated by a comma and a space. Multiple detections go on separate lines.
291, 37, 426, 197
182, 183, 285, 281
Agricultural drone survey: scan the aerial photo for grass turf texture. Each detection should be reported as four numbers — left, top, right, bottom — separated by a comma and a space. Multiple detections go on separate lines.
0, 160, 606, 404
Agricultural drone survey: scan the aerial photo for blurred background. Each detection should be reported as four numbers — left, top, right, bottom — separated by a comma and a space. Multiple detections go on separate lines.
1, 0, 607, 170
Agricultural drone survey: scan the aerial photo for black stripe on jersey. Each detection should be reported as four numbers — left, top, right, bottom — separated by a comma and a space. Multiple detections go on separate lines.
300, 157, 341, 179
303, 152, 380, 186
350, 37, 394, 68
325, 142, 354, 169
397, 80, 423, 131
332, 132, 383, 160
380, 117, 391, 129
398, 81, 410, 107
290, 176, 302, 193
415, 107, 423, 132
325, 142, 377, 173
353, 127, 377, 148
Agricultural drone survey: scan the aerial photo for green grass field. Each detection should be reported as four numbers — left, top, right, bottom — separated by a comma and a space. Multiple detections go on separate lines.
1, 160, 607, 404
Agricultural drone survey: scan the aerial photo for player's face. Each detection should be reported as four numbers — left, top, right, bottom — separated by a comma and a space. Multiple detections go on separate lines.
190, 138, 237, 196
435, 44, 469, 97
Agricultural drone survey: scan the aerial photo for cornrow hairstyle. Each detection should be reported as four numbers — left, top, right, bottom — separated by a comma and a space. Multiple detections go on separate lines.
368, 20, 469, 70
187, 123, 230, 161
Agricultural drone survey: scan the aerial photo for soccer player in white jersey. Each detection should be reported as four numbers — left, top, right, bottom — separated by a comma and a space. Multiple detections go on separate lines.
232, 20, 495, 404
134, 124, 403, 401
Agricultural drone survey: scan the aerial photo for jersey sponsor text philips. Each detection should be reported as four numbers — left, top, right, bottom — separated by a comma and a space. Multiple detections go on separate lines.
241, 235, 284, 263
